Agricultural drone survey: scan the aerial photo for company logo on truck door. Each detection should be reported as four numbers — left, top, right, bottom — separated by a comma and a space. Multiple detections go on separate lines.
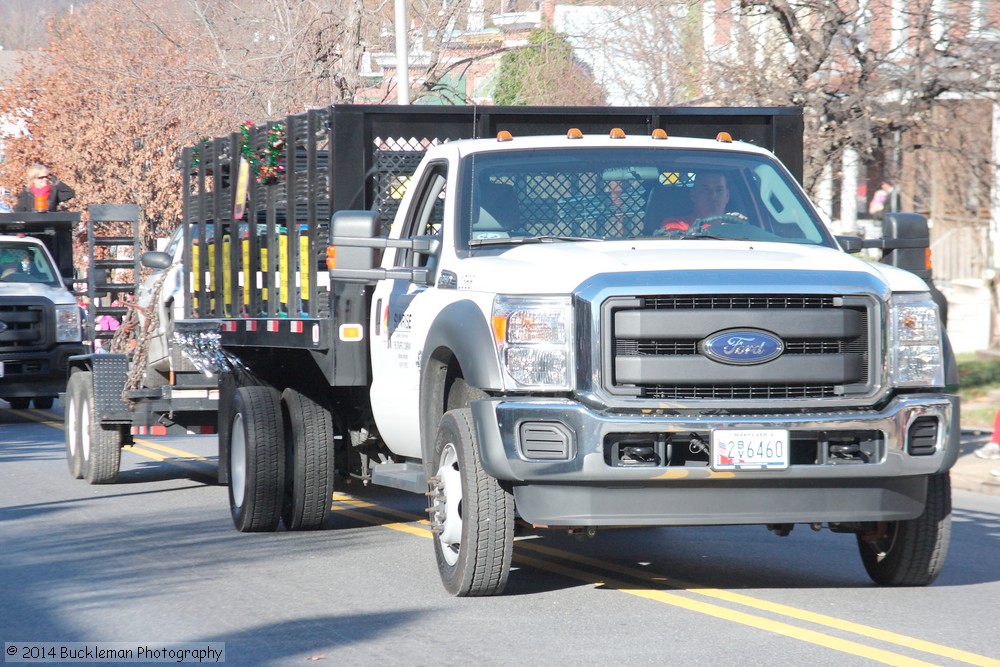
701, 329, 784, 365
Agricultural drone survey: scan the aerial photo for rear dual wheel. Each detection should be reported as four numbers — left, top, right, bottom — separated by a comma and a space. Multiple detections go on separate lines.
228, 386, 285, 532
226, 385, 339, 532
65, 370, 122, 484
64, 373, 85, 479
281, 388, 337, 531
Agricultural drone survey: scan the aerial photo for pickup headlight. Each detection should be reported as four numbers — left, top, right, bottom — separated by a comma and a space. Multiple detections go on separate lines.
55, 304, 82, 343
889, 293, 943, 387
491, 295, 574, 391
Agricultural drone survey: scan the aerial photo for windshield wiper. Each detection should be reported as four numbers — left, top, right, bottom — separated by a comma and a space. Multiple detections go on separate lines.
470, 235, 600, 247
679, 233, 728, 240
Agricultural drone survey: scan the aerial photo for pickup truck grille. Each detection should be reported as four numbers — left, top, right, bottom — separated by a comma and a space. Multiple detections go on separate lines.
604, 294, 874, 401
0, 303, 47, 350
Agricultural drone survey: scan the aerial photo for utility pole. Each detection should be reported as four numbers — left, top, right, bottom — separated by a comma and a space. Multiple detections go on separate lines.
394, 0, 410, 105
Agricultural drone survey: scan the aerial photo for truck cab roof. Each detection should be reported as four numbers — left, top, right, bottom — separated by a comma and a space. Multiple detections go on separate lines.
438, 129, 777, 158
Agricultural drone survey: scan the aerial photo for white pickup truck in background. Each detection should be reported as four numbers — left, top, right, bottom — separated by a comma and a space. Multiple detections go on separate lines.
0, 217, 84, 410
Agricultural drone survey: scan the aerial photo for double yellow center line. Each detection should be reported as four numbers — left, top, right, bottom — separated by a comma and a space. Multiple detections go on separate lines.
331, 494, 999, 667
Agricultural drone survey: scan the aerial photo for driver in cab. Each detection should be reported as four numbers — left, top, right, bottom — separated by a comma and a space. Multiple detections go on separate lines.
1, 253, 36, 280
652, 171, 746, 235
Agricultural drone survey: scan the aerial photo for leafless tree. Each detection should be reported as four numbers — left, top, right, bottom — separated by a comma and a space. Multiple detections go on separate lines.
0, 0, 77, 50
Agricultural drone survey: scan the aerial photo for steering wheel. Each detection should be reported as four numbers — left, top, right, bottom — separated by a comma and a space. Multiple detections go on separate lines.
694, 212, 749, 230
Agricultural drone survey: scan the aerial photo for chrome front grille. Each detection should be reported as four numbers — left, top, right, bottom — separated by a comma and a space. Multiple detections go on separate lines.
603, 293, 875, 402
0, 303, 46, 350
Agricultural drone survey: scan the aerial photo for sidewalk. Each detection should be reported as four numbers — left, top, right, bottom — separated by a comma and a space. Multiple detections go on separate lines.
953, 427, 1000, 496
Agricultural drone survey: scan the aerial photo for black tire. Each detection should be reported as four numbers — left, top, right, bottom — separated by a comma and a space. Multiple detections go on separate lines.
75, 370, 122, 484
281, 388, 336, 531
33, 396, 54, 409
428, 409, 514, 596
856, 472, 952, 586
8, 398, 29, 409
228, 385, 285, 532
64, 373, 85, 479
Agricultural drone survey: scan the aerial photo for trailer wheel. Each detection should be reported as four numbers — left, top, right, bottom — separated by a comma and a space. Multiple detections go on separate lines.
74, 370, 122, 484
281, 388, 336, 531
856, 472, 952, 586
228, 385, 285, 532
8, 398, 29, 409
64, 372, 86, 479
428, 409, 514, 596
33, 397, 54, 409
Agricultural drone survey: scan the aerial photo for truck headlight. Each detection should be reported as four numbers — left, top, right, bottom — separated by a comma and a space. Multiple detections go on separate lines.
492, 295, 573, 391
889, 293, 943, 387
55, 304, 82, 343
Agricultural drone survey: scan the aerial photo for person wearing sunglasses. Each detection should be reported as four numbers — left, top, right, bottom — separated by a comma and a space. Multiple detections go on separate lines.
15, 163, 75, 213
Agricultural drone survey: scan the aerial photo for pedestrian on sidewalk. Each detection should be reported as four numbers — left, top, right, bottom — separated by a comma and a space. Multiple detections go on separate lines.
972, 409, 1000, 477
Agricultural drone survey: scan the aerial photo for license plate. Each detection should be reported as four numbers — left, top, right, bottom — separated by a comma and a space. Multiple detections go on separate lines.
0, 361, 4, 378
712, 429, 789, 470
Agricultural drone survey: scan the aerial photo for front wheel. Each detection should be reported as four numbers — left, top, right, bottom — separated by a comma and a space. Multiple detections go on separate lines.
856, 472, 952, 586
228, 385, 285, 532
427, 409, 514, 596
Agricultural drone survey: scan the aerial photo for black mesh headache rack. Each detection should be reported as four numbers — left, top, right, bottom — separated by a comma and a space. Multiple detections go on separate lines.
179, 104, 803, 329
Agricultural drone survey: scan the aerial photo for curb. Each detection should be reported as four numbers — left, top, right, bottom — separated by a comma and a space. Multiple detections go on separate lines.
951, 469, 1000, 496
954, 428, 1000, 495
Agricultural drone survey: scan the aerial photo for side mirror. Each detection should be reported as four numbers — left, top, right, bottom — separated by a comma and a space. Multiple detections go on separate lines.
881, 212, 931, 279
141, 251, 172, 270
330, 211, 380, 272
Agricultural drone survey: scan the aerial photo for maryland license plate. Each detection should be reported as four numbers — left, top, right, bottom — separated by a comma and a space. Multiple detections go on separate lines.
712, 429, 789, 470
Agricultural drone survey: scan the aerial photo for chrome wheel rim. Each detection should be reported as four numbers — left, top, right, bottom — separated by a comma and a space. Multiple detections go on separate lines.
230, 413, 247, 511
435, 442, 463, 567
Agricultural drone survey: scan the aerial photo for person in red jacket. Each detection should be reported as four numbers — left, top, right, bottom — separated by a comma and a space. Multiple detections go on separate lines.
14, 164, 75, 212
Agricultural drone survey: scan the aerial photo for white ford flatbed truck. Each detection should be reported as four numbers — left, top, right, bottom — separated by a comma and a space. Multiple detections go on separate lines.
66, 105, 958, 596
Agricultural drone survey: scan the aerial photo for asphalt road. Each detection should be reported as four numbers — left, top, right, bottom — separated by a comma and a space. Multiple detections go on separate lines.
2, 401, 1000, 667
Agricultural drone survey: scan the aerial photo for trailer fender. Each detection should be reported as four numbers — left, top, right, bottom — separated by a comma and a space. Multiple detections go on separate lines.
68, 354, 131, 422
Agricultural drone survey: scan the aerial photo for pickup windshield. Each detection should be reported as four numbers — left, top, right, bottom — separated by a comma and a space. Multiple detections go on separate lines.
462, 147, 835, 248
0, 243, 60, 286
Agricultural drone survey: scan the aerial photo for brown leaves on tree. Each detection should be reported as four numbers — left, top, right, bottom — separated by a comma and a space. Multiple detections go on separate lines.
0, 0, 384, 255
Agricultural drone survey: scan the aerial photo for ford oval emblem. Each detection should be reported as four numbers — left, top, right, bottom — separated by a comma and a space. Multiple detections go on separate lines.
701, 329, 784, 365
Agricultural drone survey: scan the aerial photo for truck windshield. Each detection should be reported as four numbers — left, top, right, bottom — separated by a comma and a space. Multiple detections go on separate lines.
462, 147, 835, 248
0, 243, 60, 286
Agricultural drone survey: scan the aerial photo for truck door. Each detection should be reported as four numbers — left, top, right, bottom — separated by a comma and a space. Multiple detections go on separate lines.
370, 162, 449, 459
